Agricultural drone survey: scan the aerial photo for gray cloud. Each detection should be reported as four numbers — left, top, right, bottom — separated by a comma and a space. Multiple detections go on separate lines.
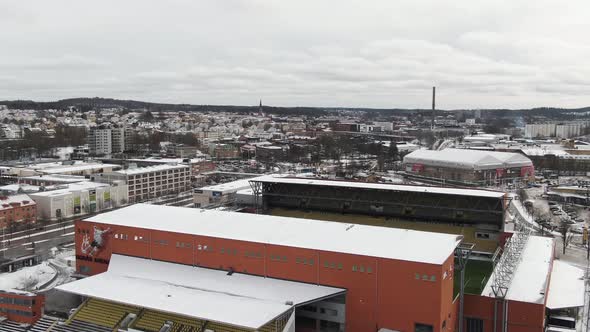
1, 0, 589, 109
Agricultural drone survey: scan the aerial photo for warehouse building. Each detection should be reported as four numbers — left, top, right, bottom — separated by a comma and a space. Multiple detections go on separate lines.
403, 148, 534, 186
29, 181, 128, 221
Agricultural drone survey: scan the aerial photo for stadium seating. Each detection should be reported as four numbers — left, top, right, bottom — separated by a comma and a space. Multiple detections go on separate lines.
69, 298, 140, 328
132, 309, 203, 332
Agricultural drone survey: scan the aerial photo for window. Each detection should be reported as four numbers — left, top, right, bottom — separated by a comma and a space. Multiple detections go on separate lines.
367, 266, 372, 273
352, 265, 357, 272
466, 318, 483, 332
415, 323, 433, 332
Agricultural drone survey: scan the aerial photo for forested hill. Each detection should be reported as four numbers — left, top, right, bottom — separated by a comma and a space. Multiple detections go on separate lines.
1, 97, 589, 117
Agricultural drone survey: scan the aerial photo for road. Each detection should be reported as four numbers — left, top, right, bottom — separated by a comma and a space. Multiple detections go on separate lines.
0, 219, 75, 261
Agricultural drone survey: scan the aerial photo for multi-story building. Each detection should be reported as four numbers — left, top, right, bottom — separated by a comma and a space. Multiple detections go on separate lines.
0, 194, 37, 229
94, 164, 190, 203
88, 127, 112, 156
110, 127, 125, 153
88, 126, 128, 155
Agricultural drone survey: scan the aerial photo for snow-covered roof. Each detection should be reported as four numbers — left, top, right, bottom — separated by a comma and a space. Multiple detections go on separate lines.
19, 174, 89, 183
113, 164, 189, 175
546, 260, 585, 309
38, 163, 120, 174
482, 236, 553, 303
29, 181, 111, 197
198, 178, 254, 194
251, 175, 506, 199
0, 194, 35, 210
403, 148, 533, 170
57, 254, 344, 330
84, 204, 462, 264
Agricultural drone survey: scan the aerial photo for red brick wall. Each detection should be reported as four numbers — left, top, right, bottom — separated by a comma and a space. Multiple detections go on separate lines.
74, 220, 455, 332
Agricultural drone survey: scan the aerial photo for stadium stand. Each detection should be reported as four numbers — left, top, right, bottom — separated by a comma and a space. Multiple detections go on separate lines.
28, 316, 58, 332
68, 298, 140, 329
0, 321, 27, 332
131, 309, 203, 331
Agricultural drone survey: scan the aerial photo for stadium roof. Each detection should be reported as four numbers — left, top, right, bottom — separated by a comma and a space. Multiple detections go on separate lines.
546, 260, 585, 309
251, 175, 506, 199
57, 254, 344, 330
482, 236, 553, 303
403, 148, 533, 170
84, 204, 462, 264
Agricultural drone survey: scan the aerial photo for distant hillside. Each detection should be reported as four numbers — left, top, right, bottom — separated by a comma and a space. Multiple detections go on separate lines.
1, 97, 589, 118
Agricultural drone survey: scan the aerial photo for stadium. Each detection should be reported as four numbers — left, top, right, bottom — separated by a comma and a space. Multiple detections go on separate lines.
32, 203, 581, 332
402, 149, 535, 186
249, 176, 508, 253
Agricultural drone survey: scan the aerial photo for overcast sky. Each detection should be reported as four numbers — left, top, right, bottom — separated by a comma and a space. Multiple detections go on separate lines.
1, 1, 589, 109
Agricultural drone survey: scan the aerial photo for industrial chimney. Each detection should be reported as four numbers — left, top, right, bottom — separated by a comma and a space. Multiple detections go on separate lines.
431, 86, 436, 129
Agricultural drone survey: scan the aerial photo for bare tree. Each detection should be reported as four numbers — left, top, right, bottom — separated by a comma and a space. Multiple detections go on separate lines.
559, 222, 575, 255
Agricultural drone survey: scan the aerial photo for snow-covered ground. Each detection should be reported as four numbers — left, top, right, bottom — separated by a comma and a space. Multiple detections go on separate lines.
0, 248, 76, 293
0, 262, 56, 293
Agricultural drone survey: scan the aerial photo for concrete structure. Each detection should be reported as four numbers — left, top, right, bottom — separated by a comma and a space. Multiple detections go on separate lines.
0, 194, 37, 229
403, 148, 534, 186
94, 164, 190, 203
29, 181, 128, 221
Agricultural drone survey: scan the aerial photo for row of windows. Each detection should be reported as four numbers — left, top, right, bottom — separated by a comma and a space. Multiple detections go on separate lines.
0, 307, 35, 317
295, 257, 314, 266
270, 254, 287, 262
0, 297, 35, 306
352, 265, 373, 273
415, 273, 437, 282
220, 248, 238, 255
244, 251, 263, 259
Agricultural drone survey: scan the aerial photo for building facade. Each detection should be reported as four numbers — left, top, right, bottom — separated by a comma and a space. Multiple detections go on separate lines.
0, 291, 45, 324
94, 164, 190, 203
0, 194, 37, 229
75, 204, 459, 332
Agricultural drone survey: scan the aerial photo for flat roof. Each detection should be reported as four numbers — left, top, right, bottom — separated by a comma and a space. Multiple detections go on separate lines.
39, 163, 120, 174
84, 204, 461, 264
482, 236, 553, 303
113, 164, 189, 175
199, 178, 254, 194
19, 174, 89, 183
57, 254, 344, 330
546, 260, 585, 309
29, 181, 111, 197
251, 175, 506, 199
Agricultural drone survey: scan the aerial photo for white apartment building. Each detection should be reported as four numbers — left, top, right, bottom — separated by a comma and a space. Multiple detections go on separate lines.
88, 127, 113, 155
525, 122, 587, 139
556, 123, 583, 139
95, 164, 190, 203
88, 126, 128, 155
525, 123, 556, 138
